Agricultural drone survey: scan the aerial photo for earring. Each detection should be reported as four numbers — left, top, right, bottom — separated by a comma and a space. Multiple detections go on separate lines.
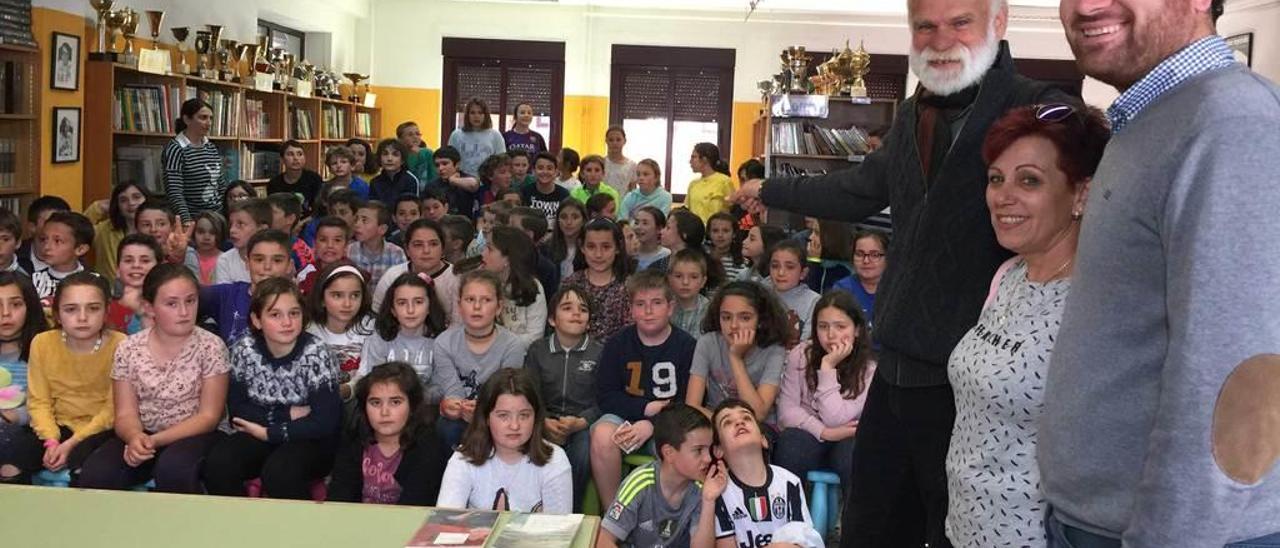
1071, 210, 1083, 221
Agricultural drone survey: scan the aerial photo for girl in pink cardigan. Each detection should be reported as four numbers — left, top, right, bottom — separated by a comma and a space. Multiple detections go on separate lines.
774, 290, 875, 493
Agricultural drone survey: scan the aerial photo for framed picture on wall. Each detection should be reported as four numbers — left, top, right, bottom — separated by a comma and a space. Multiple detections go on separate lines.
52, 107, 80, 163
50, 32, 79, 91
1226, 33, 1253, 67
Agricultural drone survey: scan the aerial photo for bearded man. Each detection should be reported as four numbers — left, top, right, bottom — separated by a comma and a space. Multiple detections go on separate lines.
737, 0, 1070, 546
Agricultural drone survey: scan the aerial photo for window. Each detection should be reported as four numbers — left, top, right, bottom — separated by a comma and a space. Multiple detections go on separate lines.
257, 20, 305, 59
610, 45, 735, 196
441, 38, 565, 151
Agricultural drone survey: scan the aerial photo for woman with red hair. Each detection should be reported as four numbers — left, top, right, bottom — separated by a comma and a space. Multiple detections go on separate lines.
943, 102, 1110, 547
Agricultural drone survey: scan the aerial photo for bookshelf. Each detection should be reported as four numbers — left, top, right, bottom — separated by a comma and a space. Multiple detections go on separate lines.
0, 43, 38, 217
84, 61, 382, 205
751, 94, 896, 230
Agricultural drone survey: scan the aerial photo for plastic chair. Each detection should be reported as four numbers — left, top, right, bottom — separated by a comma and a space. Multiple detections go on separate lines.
33, 469, 71, 487
244, 477, 328, 501
806, 469, 842, 538
582, 453, 659, 516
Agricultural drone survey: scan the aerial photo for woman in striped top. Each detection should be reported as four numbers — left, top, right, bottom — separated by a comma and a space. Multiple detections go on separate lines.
162, 98, 225, 224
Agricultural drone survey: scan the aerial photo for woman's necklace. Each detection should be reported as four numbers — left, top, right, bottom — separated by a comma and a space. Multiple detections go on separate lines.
995, 258, 1072, 329
61, 330, 104, 353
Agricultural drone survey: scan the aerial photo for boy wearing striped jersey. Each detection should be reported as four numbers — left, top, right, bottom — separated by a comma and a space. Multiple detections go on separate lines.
591, 270, 697, 510
694, 399, 823, 548
598, 404, 713, 548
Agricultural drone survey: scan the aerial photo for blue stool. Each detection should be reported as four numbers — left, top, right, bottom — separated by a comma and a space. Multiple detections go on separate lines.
33, 469, 71, 487
806, 469, 842, 538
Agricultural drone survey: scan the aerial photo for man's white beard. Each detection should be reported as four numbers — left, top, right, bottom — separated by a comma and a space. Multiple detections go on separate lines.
909, 25, 999, 96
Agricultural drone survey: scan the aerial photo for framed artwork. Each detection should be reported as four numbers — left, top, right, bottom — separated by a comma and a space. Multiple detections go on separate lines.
50, 32, 79, 91
52, 107, 80, 164
1226, 33, 1253, 67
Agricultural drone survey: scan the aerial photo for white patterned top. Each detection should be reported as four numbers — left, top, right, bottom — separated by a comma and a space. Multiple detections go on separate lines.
945, 259, 1069, 547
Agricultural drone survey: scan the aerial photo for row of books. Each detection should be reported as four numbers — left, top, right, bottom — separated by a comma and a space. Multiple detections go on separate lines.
114, 84, 181, 134
0, 138, 19, 188
771, 161, 892, 234
244, 98, 271, 139
321, 104, 346, 139
291, 107, 315, 140
114, 143, 283, 192
0, 0, 35, 48
0, 197, 19, 216
198, 88, 240, 138
771, 121, 871, 157
238, 144, 282, 180
0, 60, 29, 114
355, 112, 375, 138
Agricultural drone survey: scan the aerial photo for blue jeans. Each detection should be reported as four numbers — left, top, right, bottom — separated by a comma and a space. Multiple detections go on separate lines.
437, 417, 468, 449
772, 427, 856, 494
558, 428, 591, 512
1046, 507, 1280, 548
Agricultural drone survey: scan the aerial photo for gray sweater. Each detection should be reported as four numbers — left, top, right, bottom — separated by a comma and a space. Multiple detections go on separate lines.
1038, 64, 1280, 545
431, 325, 526, 400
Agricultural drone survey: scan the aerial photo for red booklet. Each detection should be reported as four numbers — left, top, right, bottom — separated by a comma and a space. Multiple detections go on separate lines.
405, 509, 500, 548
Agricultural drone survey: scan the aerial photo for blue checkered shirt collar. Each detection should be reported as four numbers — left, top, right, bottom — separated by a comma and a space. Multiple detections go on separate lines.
1107, 35, 1237, 134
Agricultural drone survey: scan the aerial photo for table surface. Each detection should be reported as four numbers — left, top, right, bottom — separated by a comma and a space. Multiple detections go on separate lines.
0, 485, 600, 548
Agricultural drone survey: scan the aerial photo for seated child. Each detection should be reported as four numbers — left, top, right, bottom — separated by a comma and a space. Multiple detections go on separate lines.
201, 277, 341, 499
389, 194, 421, 247
770, 239, 821, 341
0, 207, 23, 274
693, 399, 823, 548
668, 249, 711, 337
266, 192, 313, 270
323, 144, 371, 200
525, 286, 604, 510
214, 198, 272, 284
439, 215, 476, 266
590, 269, 697, 508
192, 211, 228, 285
686, 281, 790, 428
433, 270, 526, 447
133, 199, 198, 274
586, 192, 618, 221
298, 216, 351, 294
79, 264, 229, 493
107, 234, 165, 334
305, 262, 376, 399
18, 273, 125, 485
346, 200, 407, 289
17, 196, 70, 274
420, 187, 449, 223
368, 138, 421, 206
429, 146, 482, 219
326, 361, 450, 505
199, 229, 295, 344
359, 271, 447, 393
0, 273, 49, 484
266, 140, 325, 212
598, 403, 713, 548
436, 368, 573, 514
31, 211, 92, 304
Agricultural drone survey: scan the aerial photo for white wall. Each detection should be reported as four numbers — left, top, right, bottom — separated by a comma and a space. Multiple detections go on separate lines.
33, 0, 367, 72
370, 0, 1120, 107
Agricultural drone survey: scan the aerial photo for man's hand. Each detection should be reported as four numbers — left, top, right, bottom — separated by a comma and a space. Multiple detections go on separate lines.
734, 178, 765, 203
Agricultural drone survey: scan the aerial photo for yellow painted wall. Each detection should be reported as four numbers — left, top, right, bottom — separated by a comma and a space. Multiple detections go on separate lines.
35, 7, 87, 210
562, 95, 609, 157
730, 101, 763, 180
376, 86, 440, 146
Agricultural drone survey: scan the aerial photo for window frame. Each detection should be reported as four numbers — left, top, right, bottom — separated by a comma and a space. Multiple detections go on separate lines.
441, 38, 566, 152
257, 20, 306, 60
609, 45, 735, 194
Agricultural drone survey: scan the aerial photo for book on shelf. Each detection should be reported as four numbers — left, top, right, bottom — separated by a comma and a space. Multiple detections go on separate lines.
771, 121, 870, 157
321, 104, 346, 139
114, 84, 177, 134
242, 145, 282, 180
355, 112, 374, 138
404, 509, 499, 548
489, 513, 583, 548
771, 161, 893, 234
196, 87, 240, 138
244, 98, 271, 138
290, 106, 315, 140
218, 143, 240, 185
0, 197, 20, 216
0, 137, 15, 188
114, 145, 165, 195
0, 60, 27, 114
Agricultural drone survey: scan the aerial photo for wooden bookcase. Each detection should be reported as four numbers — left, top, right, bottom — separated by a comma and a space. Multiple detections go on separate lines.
84, 60, 382, 204
0, 44, 40, 217
751, 94, 896, 229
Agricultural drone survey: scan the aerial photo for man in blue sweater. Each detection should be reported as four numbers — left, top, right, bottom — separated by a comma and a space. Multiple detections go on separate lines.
1039, 0, 1280, 546
737, 0, 1069, 545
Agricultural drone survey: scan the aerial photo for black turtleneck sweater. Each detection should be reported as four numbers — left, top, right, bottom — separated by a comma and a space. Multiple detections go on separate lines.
761, 41, 1073, 387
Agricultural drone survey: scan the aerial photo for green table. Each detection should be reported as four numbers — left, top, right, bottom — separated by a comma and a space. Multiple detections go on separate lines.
0, 485, 599, 547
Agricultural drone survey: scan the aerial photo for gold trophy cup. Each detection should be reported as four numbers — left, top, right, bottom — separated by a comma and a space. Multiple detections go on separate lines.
145, 10, 164, 49
343, 73, 368, 103
102, 9, 128, 58
848, 41, 872, 98
783, 46, 812, 94
171, 27, 190, 74
89, 0, 115, 58
120, 9, 139, 59
235, 44, 252, 82
219, 40, 238, 81
193, 30, 211, 79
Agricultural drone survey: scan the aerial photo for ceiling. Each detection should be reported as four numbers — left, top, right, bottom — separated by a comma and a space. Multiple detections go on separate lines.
547, 0, 1062, 15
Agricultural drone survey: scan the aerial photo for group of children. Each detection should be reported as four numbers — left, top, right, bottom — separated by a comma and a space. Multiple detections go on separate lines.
0, 109, 895, 548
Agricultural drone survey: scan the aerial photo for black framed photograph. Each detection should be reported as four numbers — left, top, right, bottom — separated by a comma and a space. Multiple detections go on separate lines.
52, 107, 80, 163
1226, 33, 1253, 67
50, 32, 79, 91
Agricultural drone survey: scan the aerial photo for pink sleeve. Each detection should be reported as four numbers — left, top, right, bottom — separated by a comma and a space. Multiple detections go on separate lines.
777, 343, 825, 439
200, 331, 232, 377
814, 360, 877, 427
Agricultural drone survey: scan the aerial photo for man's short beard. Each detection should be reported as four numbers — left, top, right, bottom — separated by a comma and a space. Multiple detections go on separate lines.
909, 23, 999, 96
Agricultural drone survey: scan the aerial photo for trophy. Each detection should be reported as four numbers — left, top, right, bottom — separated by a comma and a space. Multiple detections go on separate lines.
757, 79, 774, 105
343, 73, 368, 103
268, 48, 285, 89
206, 25, 223, 78
783, 46, 812, 94
235, 43, 252, 82
847, 40, 872, 98
809, 52, 842, 96
280, 52, 296, 91
171, 27, 190, 74
144, 10, 163, 48
219, 40, 238, 81
193, 30, 211, 79
89, 0, 115, 58
119, 8, 139, 64
102, 9, 128, 59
